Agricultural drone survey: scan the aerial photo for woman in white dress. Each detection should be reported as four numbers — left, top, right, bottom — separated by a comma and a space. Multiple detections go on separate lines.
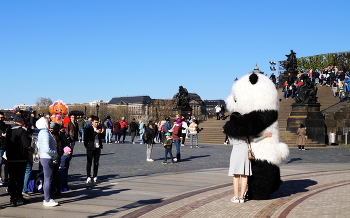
228, 133, 272, 203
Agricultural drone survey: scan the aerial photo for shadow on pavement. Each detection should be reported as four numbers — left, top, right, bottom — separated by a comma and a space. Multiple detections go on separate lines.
271, 179, 317, 199
180, 155, 210, 162
285, 158, 303, 164
87, 198, 163, 218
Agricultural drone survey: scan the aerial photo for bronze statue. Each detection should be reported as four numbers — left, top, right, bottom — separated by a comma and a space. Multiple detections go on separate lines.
285, 50, 297, 72
173, 86, 191, 109
294, 76, 318, 104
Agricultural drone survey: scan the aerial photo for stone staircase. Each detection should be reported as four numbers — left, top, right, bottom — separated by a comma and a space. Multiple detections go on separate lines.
198, 84, 339, 147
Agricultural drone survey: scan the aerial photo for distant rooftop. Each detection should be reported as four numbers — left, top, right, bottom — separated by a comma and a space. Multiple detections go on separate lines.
108, 96, 153, 104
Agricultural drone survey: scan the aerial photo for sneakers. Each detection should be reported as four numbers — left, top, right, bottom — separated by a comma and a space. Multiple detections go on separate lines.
162, 161, 167, 164
196, 146, 200, 148
181, 144, 185, 146
147, 158, 154, 162
224, 142, 228, 145
132, 142, 135, 144
86, 177, 92, 184
190, 146, 193, 148
173, 158, 177, 162
140, 142, 144, 144
93, 177, 99, 183
231, 196, 240, 203
0, 178, 3, 185
22, 192, 30, 197
43, 199, 58, 207
239, 198, 245, 203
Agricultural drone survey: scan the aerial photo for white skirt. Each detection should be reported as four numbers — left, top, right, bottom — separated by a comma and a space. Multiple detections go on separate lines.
228, 137, 252, 176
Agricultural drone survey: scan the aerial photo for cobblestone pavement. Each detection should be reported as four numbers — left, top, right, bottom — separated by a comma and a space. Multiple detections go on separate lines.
0, 136, 349, 217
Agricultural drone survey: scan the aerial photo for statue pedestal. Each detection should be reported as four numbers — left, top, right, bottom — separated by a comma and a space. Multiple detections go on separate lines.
172, 107, 192, 118
286, 103, 325, 144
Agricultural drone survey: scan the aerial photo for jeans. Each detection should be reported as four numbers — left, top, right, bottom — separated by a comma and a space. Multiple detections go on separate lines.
86, 148, 101, 178
69, 136, 75, 152
146, 143, 153, 159
22, 161, 33, 193
164, 149, 173, 162
190, 134, 198, 146
120, 128, 126, 142
105, 128, 112, 143
40, 158, 54, 202
174, 139, 181, 156
0, 149, 4, 165
79, 129, 84, 141
284, 89, 288, 99
114, 132, 121, 142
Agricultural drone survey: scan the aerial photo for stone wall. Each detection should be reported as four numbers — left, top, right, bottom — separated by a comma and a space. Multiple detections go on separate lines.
324, 105, 350, 144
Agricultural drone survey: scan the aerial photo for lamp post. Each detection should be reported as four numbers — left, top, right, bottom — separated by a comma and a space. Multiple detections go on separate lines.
96, 104, 100, 117
269, 61, 277, 85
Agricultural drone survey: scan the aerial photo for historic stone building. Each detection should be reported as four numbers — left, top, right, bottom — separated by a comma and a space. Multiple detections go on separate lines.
108, 96, 153, 120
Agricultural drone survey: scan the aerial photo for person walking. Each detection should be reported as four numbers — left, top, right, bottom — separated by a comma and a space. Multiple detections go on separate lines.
129, 118, 139, 144
76, 116, 85, 142
36, 117, 59, 207
215, 105, 221, 120
296, 124, 307, 151
84, 116, 103, 183
138, 120, 145, 144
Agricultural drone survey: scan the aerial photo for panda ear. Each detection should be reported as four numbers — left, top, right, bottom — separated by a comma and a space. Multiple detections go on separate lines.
249, 73, 258, 85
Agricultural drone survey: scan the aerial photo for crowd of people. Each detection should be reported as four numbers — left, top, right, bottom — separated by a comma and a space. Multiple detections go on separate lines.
0, 111, 203, 208
278, 66, 350, 101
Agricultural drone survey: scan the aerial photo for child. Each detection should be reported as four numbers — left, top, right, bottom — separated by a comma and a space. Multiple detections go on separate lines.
162, 133, 174, 164
339, 83, 345, 102
59, 146, 72, 170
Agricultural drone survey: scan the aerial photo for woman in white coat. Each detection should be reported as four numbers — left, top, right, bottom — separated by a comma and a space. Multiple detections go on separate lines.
36, 117, 59, 207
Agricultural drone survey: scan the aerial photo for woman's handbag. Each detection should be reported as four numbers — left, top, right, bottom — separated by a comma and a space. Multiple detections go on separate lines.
246, 137, 255, 160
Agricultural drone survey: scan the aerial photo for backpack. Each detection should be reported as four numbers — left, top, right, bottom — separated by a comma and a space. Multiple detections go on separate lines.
104, 120, 112, 129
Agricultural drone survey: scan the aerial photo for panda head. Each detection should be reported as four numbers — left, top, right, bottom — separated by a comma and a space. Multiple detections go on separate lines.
226, 72, 279, 114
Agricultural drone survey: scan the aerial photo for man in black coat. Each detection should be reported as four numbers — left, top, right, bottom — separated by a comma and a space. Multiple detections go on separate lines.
129, 118, 139, 144
6, 114, 32, 206
0, 112, 9, 186
84, 116, 103, 183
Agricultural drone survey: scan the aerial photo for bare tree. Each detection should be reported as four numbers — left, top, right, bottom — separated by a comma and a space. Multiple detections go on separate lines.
34, 97, 53, 114
150, 99, 175, 121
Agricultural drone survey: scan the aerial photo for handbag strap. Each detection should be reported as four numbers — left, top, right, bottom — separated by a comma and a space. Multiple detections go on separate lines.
246, 137, 252, 150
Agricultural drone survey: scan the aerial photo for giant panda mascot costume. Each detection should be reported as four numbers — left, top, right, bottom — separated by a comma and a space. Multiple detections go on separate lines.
223, 72, 289, 200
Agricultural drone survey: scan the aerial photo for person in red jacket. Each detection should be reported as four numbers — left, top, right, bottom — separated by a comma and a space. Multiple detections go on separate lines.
170, 116, 182, 162
119, 117, 128, 143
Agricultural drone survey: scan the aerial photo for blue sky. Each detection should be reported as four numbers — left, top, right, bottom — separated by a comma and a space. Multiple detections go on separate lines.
1, 0, 349, 109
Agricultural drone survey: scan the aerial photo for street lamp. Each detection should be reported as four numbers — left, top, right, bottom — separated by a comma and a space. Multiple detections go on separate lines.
269, 61, 276, 71
96, 104, 100, 117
